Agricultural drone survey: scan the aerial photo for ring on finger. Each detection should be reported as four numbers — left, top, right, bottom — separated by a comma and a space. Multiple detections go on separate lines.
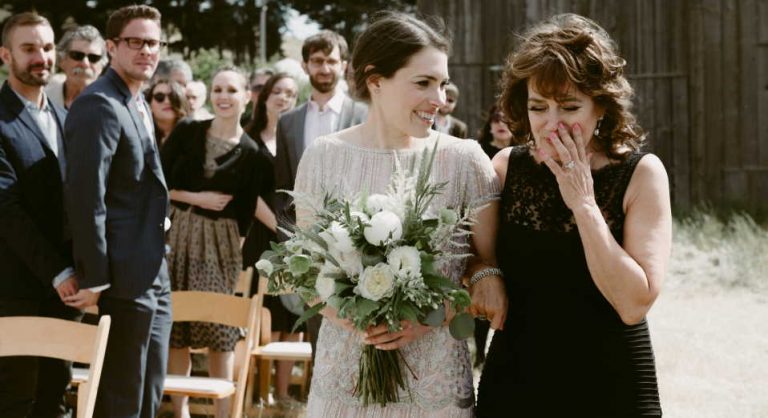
563, 160, 575, 170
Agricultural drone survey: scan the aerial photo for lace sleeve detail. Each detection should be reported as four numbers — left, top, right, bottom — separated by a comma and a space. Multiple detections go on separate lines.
293, 137, 327, 228
457, 140, 500, 211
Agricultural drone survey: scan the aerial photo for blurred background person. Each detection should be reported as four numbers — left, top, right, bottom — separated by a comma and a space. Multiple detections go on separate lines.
161, 66, 274, 418
145, 78, 191, 146
243, 67, 274, 125
477, 105, 513, 159
186, 79, 213, 120
45, 24, 107, 109
242, 72, 300, 404
152, 57, 192, 87
433, 82, 467, 138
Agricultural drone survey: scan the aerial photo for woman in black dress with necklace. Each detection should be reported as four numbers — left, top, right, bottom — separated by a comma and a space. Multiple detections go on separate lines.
476, 14, 671, 417
161, 66, 274, 418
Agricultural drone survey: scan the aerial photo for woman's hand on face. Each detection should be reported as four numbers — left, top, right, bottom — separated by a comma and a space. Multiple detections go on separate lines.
363, 320, 432, 351
194, 191, 234, 211
542, 123, 597, 213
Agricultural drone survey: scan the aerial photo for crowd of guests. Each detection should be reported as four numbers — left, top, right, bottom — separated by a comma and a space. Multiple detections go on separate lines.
0, 5, 671, 418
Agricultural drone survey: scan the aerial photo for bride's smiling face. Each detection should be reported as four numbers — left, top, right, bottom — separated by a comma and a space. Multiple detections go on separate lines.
371, 46, 449, 138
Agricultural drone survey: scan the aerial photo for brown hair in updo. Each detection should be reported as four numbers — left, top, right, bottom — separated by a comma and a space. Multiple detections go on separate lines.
498, 13, 644, 159
351, 11, 451, 102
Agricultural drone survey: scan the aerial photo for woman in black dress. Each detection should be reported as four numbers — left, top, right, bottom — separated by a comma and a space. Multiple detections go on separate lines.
161, 66, 274, 418
242, 72, 302, 403
476, 14, 671, 417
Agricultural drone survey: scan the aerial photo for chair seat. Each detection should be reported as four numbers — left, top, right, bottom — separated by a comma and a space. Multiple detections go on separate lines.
72, 369, 235, 399
163, 375, 235, 398
254, 342, 312, 361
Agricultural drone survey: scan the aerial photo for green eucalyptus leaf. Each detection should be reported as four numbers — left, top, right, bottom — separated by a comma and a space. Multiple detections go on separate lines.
448, 312, 475, 340
288, 255, 312, 275
423, 305, 446, 327
326, 295, 343, 310
355, 298, 379, 318
398, 303, 420, 324
291, 302, 325, 333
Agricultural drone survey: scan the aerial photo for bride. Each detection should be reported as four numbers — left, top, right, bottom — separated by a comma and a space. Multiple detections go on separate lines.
294, 12, 508, 417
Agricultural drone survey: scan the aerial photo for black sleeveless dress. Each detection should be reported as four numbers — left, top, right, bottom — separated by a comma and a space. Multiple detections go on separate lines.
476, 146, 662, 417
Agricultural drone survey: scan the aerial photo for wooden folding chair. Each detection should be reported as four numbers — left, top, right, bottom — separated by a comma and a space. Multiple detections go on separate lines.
244, 277, 313, 410
165, 290, 263, 418
0, 315, 111, 418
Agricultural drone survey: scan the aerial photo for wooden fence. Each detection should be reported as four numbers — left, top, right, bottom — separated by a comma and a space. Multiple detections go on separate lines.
418, 0, 768, 214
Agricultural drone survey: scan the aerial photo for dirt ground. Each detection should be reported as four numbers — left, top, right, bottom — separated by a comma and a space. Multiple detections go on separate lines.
648, 286, 768, 417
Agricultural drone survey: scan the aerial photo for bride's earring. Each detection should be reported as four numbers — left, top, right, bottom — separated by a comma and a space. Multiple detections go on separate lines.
594, 117, 603, 137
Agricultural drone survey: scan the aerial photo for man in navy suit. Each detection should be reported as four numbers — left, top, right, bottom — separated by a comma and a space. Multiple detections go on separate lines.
0, 12, 82, 418
63, 5, 171, 418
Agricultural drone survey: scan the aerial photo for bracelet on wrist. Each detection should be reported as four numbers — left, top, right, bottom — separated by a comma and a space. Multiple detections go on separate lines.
468, 267, 503, 287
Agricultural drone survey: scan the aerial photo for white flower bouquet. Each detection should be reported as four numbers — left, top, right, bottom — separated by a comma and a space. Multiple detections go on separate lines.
256, 143, 476, 406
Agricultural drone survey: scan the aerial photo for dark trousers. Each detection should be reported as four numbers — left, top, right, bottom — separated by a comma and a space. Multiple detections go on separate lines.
93, 273, 172, 418
0, 293, 84, 418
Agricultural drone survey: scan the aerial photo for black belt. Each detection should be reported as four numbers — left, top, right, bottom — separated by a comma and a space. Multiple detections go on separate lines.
171, 201, 232, 221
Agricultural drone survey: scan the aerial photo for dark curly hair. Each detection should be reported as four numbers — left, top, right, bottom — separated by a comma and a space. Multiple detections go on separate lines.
145, 78, 191, 140
498, 13, 644, 160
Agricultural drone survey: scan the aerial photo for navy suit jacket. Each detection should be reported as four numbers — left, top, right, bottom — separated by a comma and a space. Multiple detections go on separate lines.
0, 81, 71, 299
64, 68, 169, 300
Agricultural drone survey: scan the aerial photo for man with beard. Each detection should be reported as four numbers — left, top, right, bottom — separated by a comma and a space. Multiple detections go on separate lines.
63, 5, 171, 417
45, 25, 107, 109
272, 30, 367, 365
0, 12, 83, 418
274, 31, 367, 224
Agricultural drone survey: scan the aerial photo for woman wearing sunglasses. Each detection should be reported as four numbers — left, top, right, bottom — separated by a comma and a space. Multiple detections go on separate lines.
160, 66, 275, 418
477, 105, 514, 160
145, 77, 191, 146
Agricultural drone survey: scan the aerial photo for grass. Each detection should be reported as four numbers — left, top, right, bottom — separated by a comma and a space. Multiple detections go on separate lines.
649, 209, 768, 417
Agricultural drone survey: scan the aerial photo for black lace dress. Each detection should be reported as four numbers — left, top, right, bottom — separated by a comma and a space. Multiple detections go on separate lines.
476, 146, 662, 417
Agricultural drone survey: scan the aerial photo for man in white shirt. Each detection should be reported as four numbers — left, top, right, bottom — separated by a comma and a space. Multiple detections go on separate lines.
274, 30, 367, 225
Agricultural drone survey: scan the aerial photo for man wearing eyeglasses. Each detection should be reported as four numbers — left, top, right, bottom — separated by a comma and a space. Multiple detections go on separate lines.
63, 5, 171, 418
45, 25, 107, 109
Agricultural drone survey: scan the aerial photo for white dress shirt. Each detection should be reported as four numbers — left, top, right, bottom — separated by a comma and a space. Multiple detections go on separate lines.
303, 90, 345, 149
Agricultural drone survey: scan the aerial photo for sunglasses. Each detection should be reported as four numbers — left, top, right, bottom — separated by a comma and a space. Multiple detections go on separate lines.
68, 51, 102, 63
490, 113, 506, 123
152, 92, 170, 103
250, 84, 265, 93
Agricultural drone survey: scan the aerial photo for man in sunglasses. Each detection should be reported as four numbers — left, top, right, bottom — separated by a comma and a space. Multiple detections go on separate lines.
45, 25, 106, 109
63, 5, 171, 418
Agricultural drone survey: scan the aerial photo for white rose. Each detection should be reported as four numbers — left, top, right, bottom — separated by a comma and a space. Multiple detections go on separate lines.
355, 263, 396, 301
255, 259, 273, 276
315, 264, 339, 301
366, 194, 394, 215
363, 210, 402, 246
319, 221, 356, 253
387, 246, 421, 278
